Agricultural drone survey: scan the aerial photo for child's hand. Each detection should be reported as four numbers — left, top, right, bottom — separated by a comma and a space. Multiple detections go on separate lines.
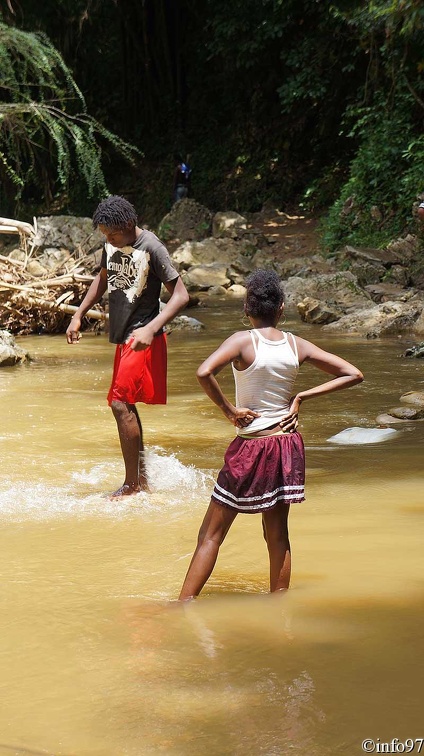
279, 396, 302, 433
230, 407, 260, 429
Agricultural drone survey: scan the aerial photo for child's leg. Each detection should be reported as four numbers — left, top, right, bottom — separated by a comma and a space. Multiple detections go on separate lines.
110, 400, 147, 495
179, 500, 237, 601
262, 503, 291, 592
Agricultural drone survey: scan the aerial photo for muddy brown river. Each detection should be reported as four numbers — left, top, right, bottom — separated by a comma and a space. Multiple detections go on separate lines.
0, 299, 423, 755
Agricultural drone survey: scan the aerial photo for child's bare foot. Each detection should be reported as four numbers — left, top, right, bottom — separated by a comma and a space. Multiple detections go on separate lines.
109, 483, 141, 498
109, 479, 151, 498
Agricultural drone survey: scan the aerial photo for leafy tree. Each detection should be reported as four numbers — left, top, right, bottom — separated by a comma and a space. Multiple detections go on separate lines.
0, 19, 140, 214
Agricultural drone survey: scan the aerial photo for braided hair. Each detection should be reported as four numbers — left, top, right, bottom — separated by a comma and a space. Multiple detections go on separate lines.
245, 269, 285, 319
92, 195, 138, 229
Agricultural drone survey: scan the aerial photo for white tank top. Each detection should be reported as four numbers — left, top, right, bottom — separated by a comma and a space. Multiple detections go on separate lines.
232, 329, 299, 435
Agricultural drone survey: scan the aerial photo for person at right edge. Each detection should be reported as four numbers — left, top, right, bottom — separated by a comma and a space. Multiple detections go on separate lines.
178, 269, 364, 600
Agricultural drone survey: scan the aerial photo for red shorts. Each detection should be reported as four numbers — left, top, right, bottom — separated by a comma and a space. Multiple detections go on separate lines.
107, 333, 167, 406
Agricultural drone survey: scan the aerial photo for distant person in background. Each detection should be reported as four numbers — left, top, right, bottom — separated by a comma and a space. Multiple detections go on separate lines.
417, 200, 424, 222
173, 154, 192, 203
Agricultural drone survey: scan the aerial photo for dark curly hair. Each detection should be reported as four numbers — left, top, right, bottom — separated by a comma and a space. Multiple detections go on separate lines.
245, 269, 285, 319
92, 195, 138, 229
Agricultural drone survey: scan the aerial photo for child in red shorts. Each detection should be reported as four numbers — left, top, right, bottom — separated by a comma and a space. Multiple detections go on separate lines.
178, 269, 363, 599
66, 195, 189, 496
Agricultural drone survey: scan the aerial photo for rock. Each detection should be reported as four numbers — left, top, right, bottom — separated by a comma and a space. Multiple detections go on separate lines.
387, 406, 424, 420
283, 271, 371, 311
322, 300, 423, 338
402, 342, 424, 358
400, 391, 424, 408
339, 243, 413, 267
297, 297, 340, 324
226, 284, 247, 297
0, 330, 30, 366
412, 310, 424, 336
172, 238, 252, 269
34, 215, 104, 254
370, 205, 383, 222
376, 413, 412, 425
384, 264, 410, 287
385, 234, 419, 262
38, 247, 72, 271
8, 248, 26, 262
166, 315, 205, 332
207, 285, 228, 296
364, 283, 414, 303
327, 427, 399, 444
185, 263, 230, 290
346, 260, 386, 287
212, 211, 247, 238
26, 259, 49, 277
275, 254, 334, 279
158, 199, 212, 242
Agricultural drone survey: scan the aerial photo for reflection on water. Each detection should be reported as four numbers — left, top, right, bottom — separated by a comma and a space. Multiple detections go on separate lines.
0, 301, 423, 754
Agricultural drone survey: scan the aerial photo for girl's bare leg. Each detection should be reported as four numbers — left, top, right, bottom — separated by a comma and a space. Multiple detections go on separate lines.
262, 503, 291, 592
179, 499, 237, 601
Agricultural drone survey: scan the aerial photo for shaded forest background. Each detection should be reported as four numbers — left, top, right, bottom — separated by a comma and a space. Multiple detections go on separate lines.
1, 0, 424, 250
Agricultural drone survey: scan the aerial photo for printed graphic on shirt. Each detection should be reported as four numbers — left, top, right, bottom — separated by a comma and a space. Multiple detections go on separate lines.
105, 243, 150, 303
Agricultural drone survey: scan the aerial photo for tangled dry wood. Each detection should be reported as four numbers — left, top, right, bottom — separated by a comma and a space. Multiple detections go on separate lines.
0, 216, 107, 335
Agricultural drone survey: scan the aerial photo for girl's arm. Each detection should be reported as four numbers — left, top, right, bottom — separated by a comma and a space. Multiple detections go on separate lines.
197, 333, 260, 429
280, 336, 363, 430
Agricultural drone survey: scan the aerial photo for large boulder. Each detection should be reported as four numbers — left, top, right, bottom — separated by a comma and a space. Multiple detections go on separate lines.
33, 216, 103, 254
0, 330, 29, 366
184, 263, 231, 291
212, 211, 247, 238
158, 199, 212, 242
400, 391, 424, 407
322, 300, 424, 338
364, 283, 416, 303
172, 238, 254, 269
283, 271, 371, 311
297, 297, 340, 325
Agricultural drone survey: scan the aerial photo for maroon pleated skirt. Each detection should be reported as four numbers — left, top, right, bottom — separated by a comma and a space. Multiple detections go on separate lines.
211, 431, 305, 513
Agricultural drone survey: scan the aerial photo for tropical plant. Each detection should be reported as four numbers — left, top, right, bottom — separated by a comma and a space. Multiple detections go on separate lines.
0, 20, 140, 212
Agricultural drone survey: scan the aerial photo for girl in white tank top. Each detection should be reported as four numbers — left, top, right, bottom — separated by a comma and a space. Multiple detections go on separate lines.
233, 329, 299, 434
178, 269, 363, 601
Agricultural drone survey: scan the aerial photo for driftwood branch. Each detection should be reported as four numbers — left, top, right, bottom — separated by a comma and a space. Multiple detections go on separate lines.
0, 281, 107, 320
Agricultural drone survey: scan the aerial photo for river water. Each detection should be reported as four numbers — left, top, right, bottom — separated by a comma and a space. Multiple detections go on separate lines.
0, 300, 423, 756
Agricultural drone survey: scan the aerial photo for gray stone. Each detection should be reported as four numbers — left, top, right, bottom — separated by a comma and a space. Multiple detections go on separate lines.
322, 300, 423, 338
0, 330, 29, 366
402, 342, 424, 358
26, 259, 49, 277
212, 211, 247, 238
364, 283, 414, 303
166, 315, 205, 332
376, 413, 412, 425
297, 297, 340, 325
327, 427, 399, 444
227, 284, 247, 297
185, 263, 230, 290
400, 391, 424, 408
283, 271, 371, 310
158, 199, 212, 242
207, 285, 228, 296
412, 310, 424, 336
34, 215, 104, 254
387, 406, 424, 420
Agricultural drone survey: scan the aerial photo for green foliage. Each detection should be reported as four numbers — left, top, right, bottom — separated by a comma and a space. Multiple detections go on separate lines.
0, 21, 141, 213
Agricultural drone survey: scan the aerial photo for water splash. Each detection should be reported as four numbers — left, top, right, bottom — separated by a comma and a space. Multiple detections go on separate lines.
0, 448, 214, 522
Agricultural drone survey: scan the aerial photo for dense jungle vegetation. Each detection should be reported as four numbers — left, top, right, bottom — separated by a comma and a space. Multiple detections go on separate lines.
1, 0, 424, 250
